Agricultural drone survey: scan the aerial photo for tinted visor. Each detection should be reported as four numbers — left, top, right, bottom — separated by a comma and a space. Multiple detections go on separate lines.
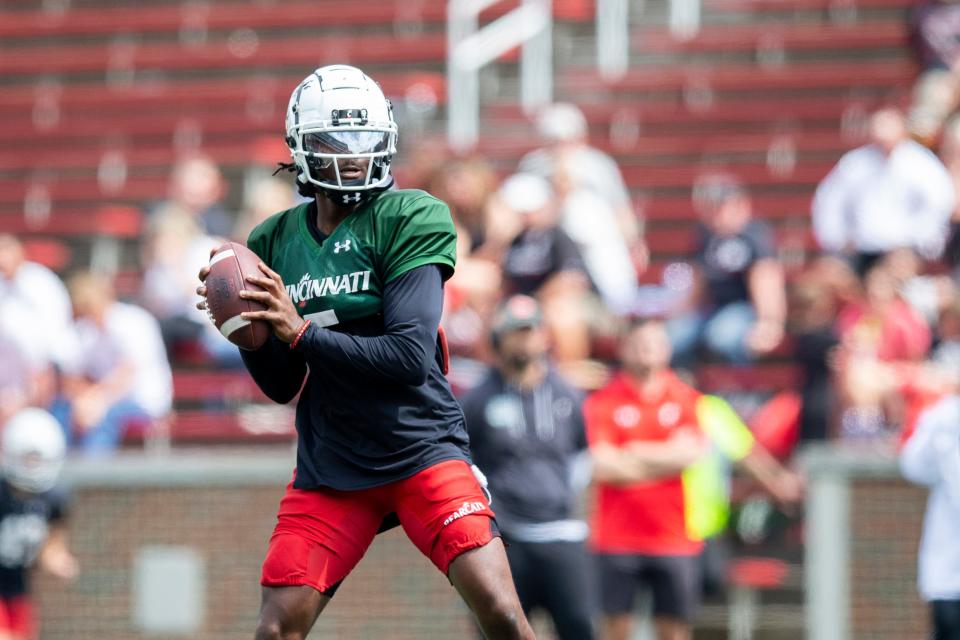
303, 131, 390, 155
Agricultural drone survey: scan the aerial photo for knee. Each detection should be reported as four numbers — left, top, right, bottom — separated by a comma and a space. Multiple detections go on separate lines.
473, 590, 525, 631
255, 618, 302, 640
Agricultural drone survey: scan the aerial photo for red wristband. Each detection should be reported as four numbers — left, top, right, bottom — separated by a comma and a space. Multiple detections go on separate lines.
289, 320, 312, 350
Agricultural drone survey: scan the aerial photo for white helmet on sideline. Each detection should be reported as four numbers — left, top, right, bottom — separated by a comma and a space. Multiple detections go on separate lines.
2, 408, 66, 494
285, 65, 398, 204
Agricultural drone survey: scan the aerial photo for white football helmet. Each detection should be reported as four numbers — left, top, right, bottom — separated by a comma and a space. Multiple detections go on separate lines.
2, 408, 66, 494
285, 65, 398, 203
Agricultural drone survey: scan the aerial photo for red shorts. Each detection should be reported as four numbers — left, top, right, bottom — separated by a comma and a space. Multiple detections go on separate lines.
0, 595, 35, 639
261, 459, 498, 595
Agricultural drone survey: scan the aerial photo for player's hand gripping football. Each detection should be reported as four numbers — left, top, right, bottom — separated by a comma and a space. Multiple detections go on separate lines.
195, 251, 304, 344
237, 263, 305, 344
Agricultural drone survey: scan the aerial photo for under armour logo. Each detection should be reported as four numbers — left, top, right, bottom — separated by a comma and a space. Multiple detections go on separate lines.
342, 193, 362, 203
333, 240, 352, 254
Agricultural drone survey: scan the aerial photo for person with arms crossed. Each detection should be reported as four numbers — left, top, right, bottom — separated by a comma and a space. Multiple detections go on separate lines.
461, 295, 595, 640
197, 65, 534, 640
585, 318, 709, 640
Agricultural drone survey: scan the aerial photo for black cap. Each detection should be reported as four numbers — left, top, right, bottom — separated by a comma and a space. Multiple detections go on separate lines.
692, 172, 746, 214
491, 295, 542, 338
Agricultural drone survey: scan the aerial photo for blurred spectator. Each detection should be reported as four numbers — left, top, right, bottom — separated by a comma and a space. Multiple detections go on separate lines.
495, 174, 593, 363
149, 154, 233, 238
937, 117, 960, 271
667, 174, 786, 366
933, 296, 960, 371
519, 103, 648, 276
233, 175, 298, 243
900, 395, 960, 639
690, 395, 803, 597
553, 161, 640, 314
883, 247, 956, 328
908, 0, 960, 146
428, 156, 500, 252
461, 295, 594, 640
835, 263, 931, 438
812, 108, 955, 271
431, 158, 505, 374
139, 209, 241, 367
0, 408, 78, 640
585, 319, 710, 640
585, 319, 802, 639
0, 234, 73, 422
441, 234, 503, 381
55, 272, 172, 454
837, 263, 932, 363
783, 256, 861, 443
788, 273, 841, 442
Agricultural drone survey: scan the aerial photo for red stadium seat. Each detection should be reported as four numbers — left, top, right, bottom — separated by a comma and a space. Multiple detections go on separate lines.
20, 238, 71, 271
0, 0, 594, 39
170, 410, 295, 443
635, 21, 907, 54
0, 1, 447, 38
729, 557, 790, 590
172, 370, 267, 403
0, 33, 448, 77
561, 60, 916, 94
707, 0, 918, 13
697, 363, 803, 392
727, 557, 792, 639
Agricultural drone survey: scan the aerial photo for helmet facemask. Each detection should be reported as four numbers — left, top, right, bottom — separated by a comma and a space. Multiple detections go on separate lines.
301, 126, 394, 185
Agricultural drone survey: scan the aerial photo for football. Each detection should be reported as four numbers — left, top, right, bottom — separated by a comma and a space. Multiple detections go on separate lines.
205, 242, 271, 351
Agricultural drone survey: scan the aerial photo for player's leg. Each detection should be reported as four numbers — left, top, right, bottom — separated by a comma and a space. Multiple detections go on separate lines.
644, 555, 701, 640
702, 301, 755, 364
393, 460, 534, 639
448, 538, 535, 639
595, 554, 640, 640
254, 479, 385, 640
600, 615, 633, 640
536, 540, 596, 640
503, 538, 540, 618
0, 595, 35, 640
254, 586, 329, 640
931, 599, 960, 640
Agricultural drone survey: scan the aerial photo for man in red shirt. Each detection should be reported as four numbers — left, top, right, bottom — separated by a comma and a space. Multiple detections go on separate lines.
585, 318, 709, 640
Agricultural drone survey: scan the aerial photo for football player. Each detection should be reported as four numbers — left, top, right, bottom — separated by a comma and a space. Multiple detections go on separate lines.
0, 408, 78, 640
197, 65, 534, 639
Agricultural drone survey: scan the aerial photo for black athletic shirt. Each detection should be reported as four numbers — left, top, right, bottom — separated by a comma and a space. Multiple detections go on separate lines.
461, 367, 587, 531
503, 226, 586, 296
695, 220, 776, 308
240, 263, 471, 490
0, 480, 66, 597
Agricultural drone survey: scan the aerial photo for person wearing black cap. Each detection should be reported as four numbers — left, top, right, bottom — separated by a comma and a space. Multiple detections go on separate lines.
461, 295, 595, 640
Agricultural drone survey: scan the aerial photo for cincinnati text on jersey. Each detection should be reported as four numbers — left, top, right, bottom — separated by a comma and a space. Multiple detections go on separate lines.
286, 270, 373, 304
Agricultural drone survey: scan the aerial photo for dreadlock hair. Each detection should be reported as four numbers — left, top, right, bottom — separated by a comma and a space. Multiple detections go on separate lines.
273, 162, 315, 198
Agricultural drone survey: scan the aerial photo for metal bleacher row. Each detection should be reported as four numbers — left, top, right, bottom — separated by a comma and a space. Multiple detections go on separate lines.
0, 0, 919, 448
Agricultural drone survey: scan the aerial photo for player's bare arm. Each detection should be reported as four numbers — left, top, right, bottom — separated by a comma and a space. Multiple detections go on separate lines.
37, 527, 79, 581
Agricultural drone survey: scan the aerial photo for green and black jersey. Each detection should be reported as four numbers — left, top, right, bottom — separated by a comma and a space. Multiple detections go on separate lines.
246, 189, 471, 490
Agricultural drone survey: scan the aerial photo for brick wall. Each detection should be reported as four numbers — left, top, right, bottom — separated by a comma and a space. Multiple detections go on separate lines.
35, 458, 929, 639
33, 484, 485, 640
849, 480, 928, 640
